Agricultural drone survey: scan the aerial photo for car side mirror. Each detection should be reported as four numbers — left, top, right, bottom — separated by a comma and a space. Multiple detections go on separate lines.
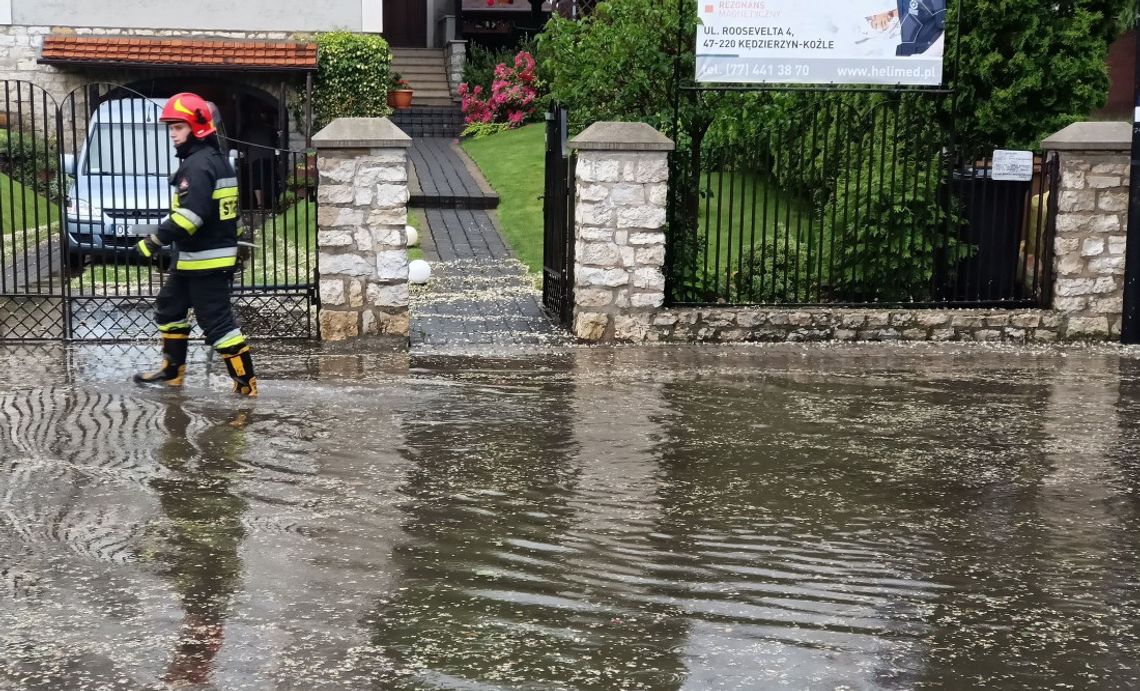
62, 153, 76, 176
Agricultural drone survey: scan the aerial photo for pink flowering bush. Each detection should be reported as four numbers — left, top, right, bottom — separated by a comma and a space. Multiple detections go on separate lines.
459, 51, 539, 137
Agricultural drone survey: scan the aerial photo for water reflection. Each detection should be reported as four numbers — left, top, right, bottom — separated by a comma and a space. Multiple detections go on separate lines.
372, 355, 593, 687
2, 344, 1140, 689
148, 401, 249, 685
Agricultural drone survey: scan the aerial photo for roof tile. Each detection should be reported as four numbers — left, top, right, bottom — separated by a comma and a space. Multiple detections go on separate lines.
40, 34, 317, 70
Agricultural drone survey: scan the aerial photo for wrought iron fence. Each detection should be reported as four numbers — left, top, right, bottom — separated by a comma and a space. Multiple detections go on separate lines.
0, 81, 318, 342
542, 103, 575, 327
667, 91, 1057, 308
0, 81, 66, 341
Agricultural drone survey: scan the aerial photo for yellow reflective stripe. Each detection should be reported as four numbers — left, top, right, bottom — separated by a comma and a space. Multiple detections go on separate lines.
216, 335, 247, 350
172, 213, 198, 233
175, 207, 204, 226
179, 247, 237, 261
162, 333, 189, 340
171, 195, 180, 210
176, 256, 237, 270
137, 240, 152, 257
158, 320, 190, 332
212, 187, 239, 199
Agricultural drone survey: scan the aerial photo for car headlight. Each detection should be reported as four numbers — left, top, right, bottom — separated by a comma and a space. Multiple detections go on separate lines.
66, 198, 104, 221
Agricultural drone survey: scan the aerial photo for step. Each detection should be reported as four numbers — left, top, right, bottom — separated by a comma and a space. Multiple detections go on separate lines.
396, 64, 448, 74
409, 191, 498, 209
389, 106, 465, 137
413, 97, 459, 107
408, 87, 453, 97
392, 58, 447, 70
398, 78, 451, 89
396, 69, 449, 81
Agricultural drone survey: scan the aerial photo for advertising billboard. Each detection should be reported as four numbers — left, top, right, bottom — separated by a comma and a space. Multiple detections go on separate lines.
694, 0, 947, 86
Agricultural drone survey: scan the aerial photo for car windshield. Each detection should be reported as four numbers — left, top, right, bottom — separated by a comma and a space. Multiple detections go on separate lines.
85, 124, 178, 176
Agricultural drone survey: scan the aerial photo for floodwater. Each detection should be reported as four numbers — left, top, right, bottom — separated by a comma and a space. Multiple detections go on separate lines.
2, 342, 1139, 690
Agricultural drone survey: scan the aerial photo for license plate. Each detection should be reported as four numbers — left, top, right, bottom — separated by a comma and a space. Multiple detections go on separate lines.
113, 224, 150, 237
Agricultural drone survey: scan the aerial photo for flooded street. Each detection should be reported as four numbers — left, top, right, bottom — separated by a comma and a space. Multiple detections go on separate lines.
2, 342, 1140, 689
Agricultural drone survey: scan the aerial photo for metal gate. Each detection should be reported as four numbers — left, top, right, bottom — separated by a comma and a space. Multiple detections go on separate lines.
542, 103, 575, 327
0, 81, 318, 342
0, 81, 67, 341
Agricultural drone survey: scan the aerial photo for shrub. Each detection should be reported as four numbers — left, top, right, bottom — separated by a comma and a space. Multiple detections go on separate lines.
736, 239, 814, 304
307, 32, 393, 133
946, 0, 1135, 151
459, 51, 539, 132
0, 128, 60, 200
463, 36, 539, 94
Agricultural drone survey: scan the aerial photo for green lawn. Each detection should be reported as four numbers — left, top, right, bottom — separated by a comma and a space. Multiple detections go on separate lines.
406, 208, 424, 262
242, 200, 317, 287
0, 171, 60, 259
70, 262, 155, 293
696, 170, 817, 287
0, 171, 57, 234
460, 123, 544, 274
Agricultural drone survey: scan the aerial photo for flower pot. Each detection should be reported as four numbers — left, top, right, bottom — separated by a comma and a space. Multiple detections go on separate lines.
389, 89, 414, 109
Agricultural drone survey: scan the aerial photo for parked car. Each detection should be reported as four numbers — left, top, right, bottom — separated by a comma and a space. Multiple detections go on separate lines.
62, 97, 232, 272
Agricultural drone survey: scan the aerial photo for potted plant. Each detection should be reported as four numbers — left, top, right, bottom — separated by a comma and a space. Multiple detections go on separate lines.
387, 72, 414, 109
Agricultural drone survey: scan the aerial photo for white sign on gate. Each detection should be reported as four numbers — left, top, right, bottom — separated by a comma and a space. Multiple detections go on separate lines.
694, 0, 946, 86
991, 149, 1034, 182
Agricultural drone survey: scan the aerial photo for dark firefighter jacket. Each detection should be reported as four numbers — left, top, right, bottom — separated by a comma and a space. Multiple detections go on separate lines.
154, 139, 240, 274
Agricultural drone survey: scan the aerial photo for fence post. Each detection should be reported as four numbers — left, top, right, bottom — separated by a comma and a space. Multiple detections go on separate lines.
1123, 21, 1140, 343
567, 122, 674, 342
312, 118, 412, 344
1042, 122, 1133, 339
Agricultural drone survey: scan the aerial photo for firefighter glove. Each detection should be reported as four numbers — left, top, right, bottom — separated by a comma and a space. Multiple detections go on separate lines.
136, 234, 163, 259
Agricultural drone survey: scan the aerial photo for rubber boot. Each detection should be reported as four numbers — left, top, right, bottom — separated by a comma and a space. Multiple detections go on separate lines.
220, 345, 257, 397
134, 332, 188, 386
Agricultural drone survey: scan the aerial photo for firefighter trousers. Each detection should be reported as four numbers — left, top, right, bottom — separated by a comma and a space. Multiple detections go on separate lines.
154, 271, 242, 348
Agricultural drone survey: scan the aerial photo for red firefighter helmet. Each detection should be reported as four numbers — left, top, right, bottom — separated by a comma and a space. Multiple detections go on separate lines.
159, 92, 216, 139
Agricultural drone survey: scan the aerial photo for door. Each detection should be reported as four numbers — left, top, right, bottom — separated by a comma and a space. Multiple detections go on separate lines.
382, 0, 427, 47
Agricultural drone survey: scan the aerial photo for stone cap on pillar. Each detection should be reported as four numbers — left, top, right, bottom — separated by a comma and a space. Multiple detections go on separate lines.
312, 117, 412, 149
569, 122, 675, 152
1042, 121, 1131, 151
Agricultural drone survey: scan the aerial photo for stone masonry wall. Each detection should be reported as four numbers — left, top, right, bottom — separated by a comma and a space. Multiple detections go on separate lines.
567, 120, 1133, 345
569, 123, 672, 342
445, 41, 465, 101
645, 308, 1059, 343
1052, 152, 1130, 339
315, 139, 410, 343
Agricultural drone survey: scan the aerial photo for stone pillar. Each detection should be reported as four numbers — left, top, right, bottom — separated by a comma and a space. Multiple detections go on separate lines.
312, 118, 412, 344
445, 40, 466, 101
1042, 122, 1132, 339
568, 122, 674, 342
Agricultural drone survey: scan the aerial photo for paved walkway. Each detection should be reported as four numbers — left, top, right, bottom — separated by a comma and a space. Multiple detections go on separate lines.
408, 138, 498, 209
407, 138, 570, 350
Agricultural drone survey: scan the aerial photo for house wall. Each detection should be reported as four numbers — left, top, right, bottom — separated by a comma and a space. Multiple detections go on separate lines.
0, 25, 309, 149
7, 0, 366, 32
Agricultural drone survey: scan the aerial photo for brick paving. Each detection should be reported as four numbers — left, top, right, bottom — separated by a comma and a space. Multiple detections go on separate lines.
408, 138, 498, 209
407, 138, 571, 350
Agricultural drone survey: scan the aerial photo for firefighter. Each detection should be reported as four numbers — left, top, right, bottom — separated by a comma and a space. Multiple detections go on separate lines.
133, 92, 257, 396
